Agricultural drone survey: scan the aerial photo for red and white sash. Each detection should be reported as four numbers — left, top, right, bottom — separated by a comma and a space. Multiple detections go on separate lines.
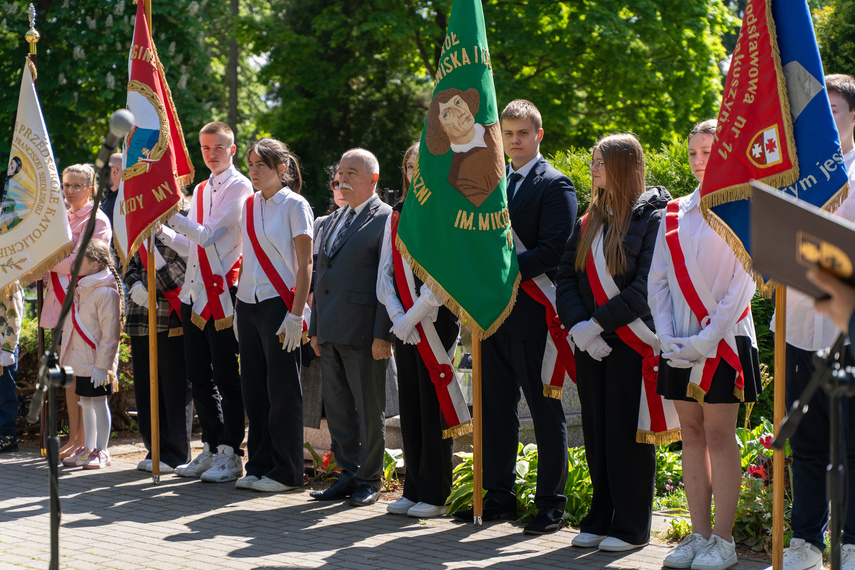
244, 193, 310, 341
512, 232, 576, 399
191, 180, 240, 331
664, 199, 749, 402
584, 220, 680, 445
50, 272, 96, 350
138, 241, 184, 336
391, 211, 471, 439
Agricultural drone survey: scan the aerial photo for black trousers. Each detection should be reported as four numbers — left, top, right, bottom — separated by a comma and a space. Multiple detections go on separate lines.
786, 343, 855, 550
482, 325, 568, 512
130, 331, 193, 468
180, 301, 244, 452
395, 320, 456, 506
575, 340, 655, 545
237, 299, 303, 487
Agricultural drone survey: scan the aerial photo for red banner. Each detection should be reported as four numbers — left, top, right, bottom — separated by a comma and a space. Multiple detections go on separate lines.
700, 0, 797, 207
113, 0, 194, 268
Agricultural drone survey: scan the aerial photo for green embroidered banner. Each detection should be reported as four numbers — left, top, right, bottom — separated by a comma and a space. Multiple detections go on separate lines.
397, 0, 519, 339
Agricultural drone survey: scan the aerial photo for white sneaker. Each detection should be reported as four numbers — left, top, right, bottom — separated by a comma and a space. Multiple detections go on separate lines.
842, 543, 855, 570
386, 496, 417, 515
175, 443, 215, 478
200, 445, 243, 483
407, 502, 448, 518
137, 459, 152, 472
665, 533, 710, 568
235, 475, 259, 490
251, 476, 296, 493
149, 461, 174, 474
691, 534, 737, 570
782, 538, 822, 570
599, 536, 648, 552
572, 532, 606, 548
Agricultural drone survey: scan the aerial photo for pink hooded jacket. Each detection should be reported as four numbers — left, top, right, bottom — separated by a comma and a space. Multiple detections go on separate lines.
59, 269, 121, 378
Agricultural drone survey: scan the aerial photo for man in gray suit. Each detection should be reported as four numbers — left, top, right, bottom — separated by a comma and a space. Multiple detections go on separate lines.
309, 148, 394, 507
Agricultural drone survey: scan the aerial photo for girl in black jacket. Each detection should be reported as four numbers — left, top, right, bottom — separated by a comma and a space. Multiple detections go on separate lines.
556, 133, 670, 552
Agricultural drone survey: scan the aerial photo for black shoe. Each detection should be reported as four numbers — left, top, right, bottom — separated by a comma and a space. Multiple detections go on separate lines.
309, 479, 355, 501
523, 508, 568, 535
349, 484, 381, 507
452, 501, 516, 523
0, 435, 17, 454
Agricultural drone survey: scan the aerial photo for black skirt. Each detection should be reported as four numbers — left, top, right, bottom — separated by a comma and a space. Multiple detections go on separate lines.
74, 375, 114, 398
656, 335, 763, 404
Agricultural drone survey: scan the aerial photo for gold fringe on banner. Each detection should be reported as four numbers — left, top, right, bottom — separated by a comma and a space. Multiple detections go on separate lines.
168, 327, 183, 337
190, 311, 207, 330
543, 385, 562, 399
395, 234, 520, 340
115, 200, 181, 272
636, 428, 682, 446
686, 382, 708, 405
0, 241, 73, 302
733, 387, 745, 402
442, 419, 473, 440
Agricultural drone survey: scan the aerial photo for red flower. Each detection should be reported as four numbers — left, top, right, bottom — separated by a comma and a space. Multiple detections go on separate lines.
760, 435, 772, 450
429, 363, 454, 388
548, 315, 570, 340
748, 465, 766, 479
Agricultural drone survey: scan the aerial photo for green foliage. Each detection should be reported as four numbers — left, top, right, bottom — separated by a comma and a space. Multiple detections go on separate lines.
815, 0, 855, 77
383, 448, 404, 491
564, 446, 594, 525
665, 516, 693, 541
303, 442, 340, 480
655, 446, 684, 494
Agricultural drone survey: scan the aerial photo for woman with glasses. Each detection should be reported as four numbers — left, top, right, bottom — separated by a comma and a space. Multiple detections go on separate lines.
44, 164, 112, 459
647, 120, 761, 570
556, 133, 670, 552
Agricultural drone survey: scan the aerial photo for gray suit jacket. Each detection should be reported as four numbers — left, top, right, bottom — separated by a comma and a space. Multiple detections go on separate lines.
309, 194, 393, 346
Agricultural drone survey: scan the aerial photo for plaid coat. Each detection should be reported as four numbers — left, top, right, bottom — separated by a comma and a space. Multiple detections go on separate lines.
123, 237, 187, 337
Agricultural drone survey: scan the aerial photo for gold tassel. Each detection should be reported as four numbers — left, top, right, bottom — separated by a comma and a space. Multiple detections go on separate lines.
190, 311, 208, 331
733, 386, 745, 402
636, 428, 682, 445
0, 241, 74, 301
686, 383, 707, 404
442, 420, 473, 439
395, 234, 520, 340
542, 384, 562, 399
109, 370, 119, 392
168, 327, 183, 337
278, 332, 285, 344
214, 315, 234, 331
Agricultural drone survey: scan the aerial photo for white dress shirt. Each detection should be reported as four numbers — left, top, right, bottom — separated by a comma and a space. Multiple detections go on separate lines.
159, 164, 253, 305
237, 187, 314, 304
507, 153, 540, 199
376, 214, 441, 322
648, 188, 757, 357
771, 147, 855, 350
325, 198, 369, 255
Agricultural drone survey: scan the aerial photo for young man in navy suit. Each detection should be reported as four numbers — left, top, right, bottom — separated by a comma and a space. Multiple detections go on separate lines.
454, 99, 577, 534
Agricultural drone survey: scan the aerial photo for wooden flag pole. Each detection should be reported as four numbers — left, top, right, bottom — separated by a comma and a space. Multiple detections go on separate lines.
24, 3, 48, 458
472, 336, 483, 525
772, 284, 787, 570
148, 234, 161, 483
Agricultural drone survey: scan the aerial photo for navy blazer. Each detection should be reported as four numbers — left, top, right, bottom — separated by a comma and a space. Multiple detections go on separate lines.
503, 156, 577, 339
309, 194, 393, 346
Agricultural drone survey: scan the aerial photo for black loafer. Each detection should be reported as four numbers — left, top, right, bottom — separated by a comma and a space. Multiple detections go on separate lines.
452, 501, 516, 523
348, 484, 381, 507
523, 508, 568, 535
309, 479, 355, 501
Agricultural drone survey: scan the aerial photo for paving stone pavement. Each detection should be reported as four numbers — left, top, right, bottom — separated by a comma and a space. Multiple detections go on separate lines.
0, 446, 771, 570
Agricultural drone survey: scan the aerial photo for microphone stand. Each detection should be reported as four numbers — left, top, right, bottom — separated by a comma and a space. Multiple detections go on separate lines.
773, 333, 855, 570
27, 114, 130, 570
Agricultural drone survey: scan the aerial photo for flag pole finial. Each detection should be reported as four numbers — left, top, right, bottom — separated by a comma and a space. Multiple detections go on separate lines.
26, 4, 39, 54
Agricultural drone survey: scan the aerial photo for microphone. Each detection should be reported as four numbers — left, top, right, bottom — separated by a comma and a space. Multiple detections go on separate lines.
94, 109, 134, 169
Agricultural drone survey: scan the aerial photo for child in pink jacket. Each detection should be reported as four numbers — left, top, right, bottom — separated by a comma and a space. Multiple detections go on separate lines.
60, 240, 123, 469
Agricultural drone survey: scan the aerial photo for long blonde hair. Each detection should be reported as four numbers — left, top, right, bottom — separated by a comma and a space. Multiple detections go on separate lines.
575, 133, 646, 275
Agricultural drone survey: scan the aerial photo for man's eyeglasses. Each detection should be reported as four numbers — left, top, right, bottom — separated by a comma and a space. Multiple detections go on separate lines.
589, 160, 606, 170
62, 183, 90, 192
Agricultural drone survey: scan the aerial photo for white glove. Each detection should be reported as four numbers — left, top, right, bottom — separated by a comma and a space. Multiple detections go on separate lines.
168, 212, 227, 248
390, 313, 420, 345
661, 337, 705, 365
658, 334, 678, 354
392, 297, 433, 345
0, 350, 15, 367
569, 319, 604, 352
233, 313, 239, 343
130, 282, 149, 308
586, 335, 612, 361
91, 368, 110, 388
276, 312, 304, 352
